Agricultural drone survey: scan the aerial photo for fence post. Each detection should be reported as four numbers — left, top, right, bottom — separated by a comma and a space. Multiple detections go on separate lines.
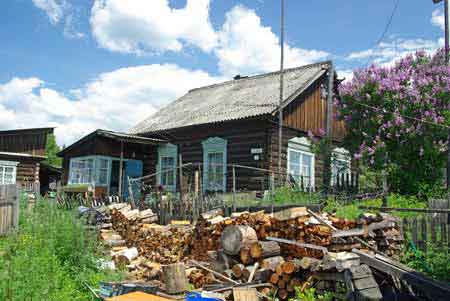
232, 165, 236, 213
271, 172, 275, 214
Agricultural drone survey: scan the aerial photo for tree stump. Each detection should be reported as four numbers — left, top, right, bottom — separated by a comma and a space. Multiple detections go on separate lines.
162, 263, 188, 294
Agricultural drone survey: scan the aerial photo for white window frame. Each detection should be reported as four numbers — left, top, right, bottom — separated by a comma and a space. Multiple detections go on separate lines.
157, 144, 178, 192
68, 156, 112, 187
287, 137, 315, 189
202, 137, 227, 192
0, 160, 18, 185
331, 147, 351, 186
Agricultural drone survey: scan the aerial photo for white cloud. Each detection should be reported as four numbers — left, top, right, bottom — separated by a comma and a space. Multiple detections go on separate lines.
0, 65, 221, 146
90, 0, 217, 54
32, 0, 85, 39
32, 0, 66, 24
337, 70, 354, 82
431, 9, 445, 31
215, 5, 329, 77
346, 37, 441, 67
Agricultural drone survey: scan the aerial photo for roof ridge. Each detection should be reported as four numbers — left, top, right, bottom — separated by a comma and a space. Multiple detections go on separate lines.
188, 60, 331, 93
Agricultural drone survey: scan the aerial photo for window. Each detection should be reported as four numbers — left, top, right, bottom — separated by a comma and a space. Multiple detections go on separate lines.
160, 157, 176, 187
202, 137, 227, 192
207, 152, 225, 191
158, 144, 177, 191
69, 158, 94, 185
287, 137, 315, 189
331, 148, 351, 186
0, 161, 18, 184
68, 157, 111, 186
97, 158, 109, 185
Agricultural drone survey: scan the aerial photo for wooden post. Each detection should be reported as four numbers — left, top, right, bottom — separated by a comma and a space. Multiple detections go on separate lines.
271, 172, 275, 214
232, 165, 236, 212
127, 176, 136, 209
162, 263, 188, 294
118, 140, 124, 199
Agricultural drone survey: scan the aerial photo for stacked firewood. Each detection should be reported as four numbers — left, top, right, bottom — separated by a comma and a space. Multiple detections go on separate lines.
187, 207, 404, 299
107, 203, 194, 265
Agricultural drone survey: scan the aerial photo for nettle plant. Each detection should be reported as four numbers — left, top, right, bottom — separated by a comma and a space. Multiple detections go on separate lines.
337, 50, 450, 194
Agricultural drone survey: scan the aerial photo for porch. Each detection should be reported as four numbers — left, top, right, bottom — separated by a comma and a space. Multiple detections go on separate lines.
57, 129, 166, 200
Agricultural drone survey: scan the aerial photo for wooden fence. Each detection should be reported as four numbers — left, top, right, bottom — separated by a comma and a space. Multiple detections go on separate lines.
403, 214, 449, 252
0, 184, 20, 235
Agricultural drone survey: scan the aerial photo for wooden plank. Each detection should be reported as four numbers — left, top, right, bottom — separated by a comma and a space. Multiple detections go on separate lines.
421, 217, 427, 253
233, 287, 259, 301
353, 249, 450, 301
440, 220, 446, 247
431, 216, 436, 244
412, 218, 418, 246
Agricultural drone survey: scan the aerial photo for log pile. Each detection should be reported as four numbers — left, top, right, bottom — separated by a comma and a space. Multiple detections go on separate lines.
98, 205, 404, 300
186, 207, 403, 300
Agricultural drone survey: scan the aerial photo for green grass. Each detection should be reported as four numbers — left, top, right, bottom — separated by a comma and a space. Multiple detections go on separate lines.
324, 194, 427, 220
0, 196, 124, 301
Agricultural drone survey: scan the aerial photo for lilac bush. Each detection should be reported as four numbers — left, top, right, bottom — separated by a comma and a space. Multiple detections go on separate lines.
337, 49, 450, 194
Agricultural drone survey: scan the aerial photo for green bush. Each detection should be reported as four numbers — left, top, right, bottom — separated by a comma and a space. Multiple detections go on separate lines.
402, 241, 450, 283
0, 198, 124, 300
289, 287, 334, 301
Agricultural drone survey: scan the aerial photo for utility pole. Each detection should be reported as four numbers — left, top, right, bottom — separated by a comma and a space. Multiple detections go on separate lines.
278, 0, 285, 185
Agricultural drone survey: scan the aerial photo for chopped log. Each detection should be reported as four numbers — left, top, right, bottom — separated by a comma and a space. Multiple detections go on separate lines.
162, 263, 188, 294
273, 207, 308, 221
278, 289, 288, 300
261, 256, 285, 272
270, 273, 279, 284
232, 264, 245, 279
115, 247, 138, 265
281, 260, 301, 274
221, 225, 258, 255
298, 257, 321, 270
240, 247, 253, 265
250, 241, 281, 259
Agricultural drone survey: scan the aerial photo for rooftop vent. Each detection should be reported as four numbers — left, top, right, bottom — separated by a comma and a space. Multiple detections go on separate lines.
233, 74, 248, 80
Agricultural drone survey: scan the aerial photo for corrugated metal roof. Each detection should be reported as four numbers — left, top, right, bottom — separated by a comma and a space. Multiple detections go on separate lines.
129, 61, 331, 134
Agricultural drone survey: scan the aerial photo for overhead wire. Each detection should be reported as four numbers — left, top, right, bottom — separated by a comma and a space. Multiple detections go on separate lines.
363, 0, 401, 67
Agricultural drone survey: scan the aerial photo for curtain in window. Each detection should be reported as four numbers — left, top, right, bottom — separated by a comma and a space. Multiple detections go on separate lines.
288, 150, 313, 188
207, 152, 224, 191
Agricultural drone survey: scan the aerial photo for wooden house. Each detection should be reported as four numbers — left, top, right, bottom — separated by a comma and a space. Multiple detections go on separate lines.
57, 129, 165, 199
0, 127, 54, 191
60, 61, 350, 198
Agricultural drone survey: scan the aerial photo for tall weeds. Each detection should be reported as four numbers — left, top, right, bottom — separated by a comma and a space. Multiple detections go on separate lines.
0, 197, 123, 300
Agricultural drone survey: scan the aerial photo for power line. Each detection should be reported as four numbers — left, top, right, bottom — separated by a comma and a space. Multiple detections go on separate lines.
364, 0, 401, 67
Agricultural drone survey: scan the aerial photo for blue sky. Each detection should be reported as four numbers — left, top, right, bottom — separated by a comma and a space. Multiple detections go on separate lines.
0, 0, 446, 145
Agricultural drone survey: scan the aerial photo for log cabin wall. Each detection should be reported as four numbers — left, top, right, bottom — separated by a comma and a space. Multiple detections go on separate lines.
0, 128, 53, 156
146, 117, 272, 191
0, 154, 41, 188
270, 77, 347, 190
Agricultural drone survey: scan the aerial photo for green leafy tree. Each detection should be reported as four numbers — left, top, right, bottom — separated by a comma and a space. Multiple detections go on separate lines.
44, 134, 62, 167
337, 50, 450, 194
